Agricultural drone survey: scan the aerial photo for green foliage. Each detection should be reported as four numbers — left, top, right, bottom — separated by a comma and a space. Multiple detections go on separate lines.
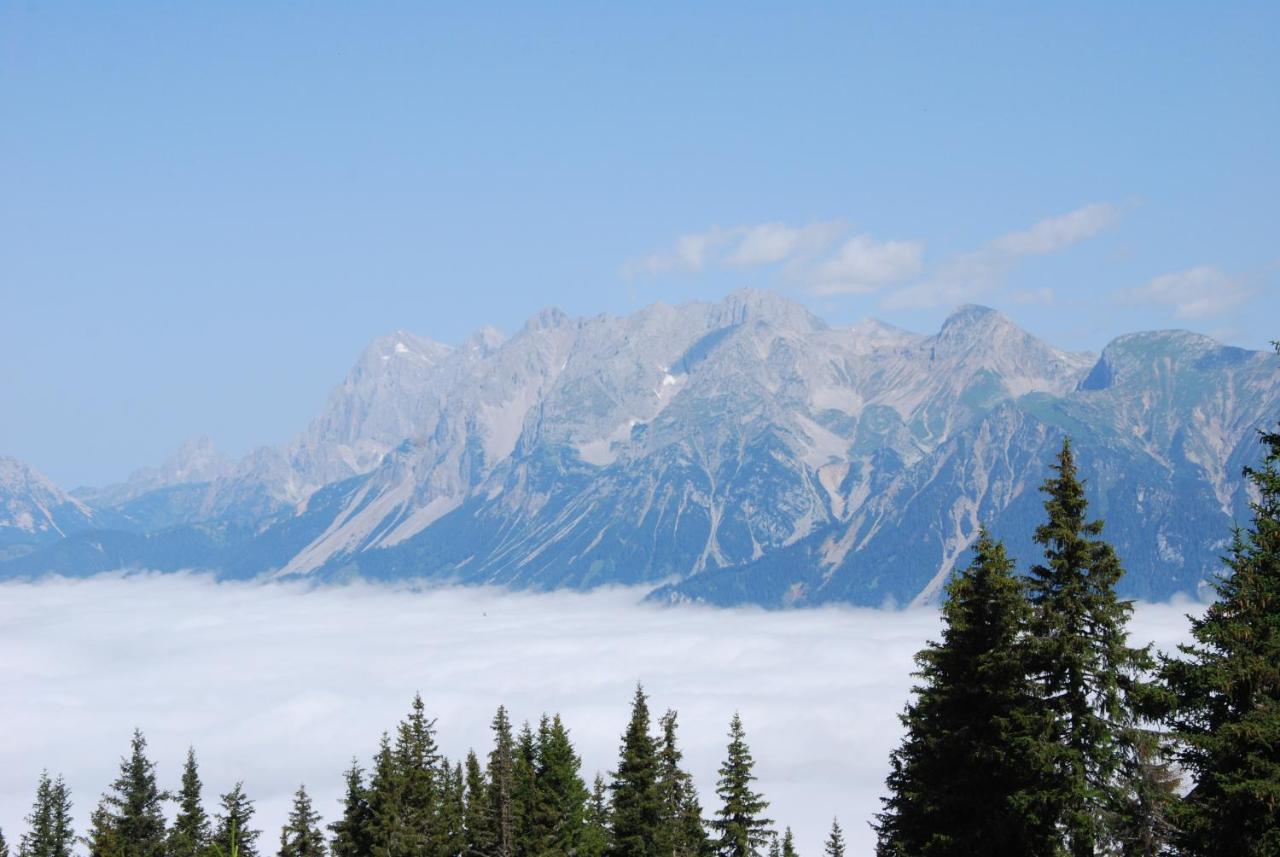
710, 714, 771, 857
1162, 417, 1280, 855
821, 821, 843, 857
328, 761, 372, 857
875, 530, 1059, 857
89, 730, 168, 857
655, 711, 710, 857
213, 784, 260, 857
1, 826, 9, 857
579, 775, 612, 857
435, 762, 467, 857
462, 752, 494, 857
779, 829, 795, 857
394, 694, 441, 857
512, 722, 539, 857
487, 707, 518, 857
1026, 438, 1157, 856
20, 771, 75, 857
608, 686, 662, 857
167, 749, 211, 857
278, 785, 326, 857
530, 715, 589, 857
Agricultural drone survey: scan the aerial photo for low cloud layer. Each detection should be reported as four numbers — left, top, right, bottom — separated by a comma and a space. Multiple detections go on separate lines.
0, 575, 1203, 855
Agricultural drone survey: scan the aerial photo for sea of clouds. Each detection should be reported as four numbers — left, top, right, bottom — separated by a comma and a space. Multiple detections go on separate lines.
0, 574, 1205, 855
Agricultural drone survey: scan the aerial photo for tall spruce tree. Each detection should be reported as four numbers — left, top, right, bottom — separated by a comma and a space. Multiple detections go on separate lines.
580, 775, 611, 857
394, 695, 441, 857
212, 783, 260, 857
875, 530, 1059, 857
512, 722, 539, 857
1027, 438, 1155, 856
1163, 412, 1280, 855
20, 772, 75, 857
434, 762, 466, 857
779, 829, 795, 857
655, 711, 710, 857
608, 685, 662, 857
487, 707, 518, 857
822, 821, 843, 857
710, 714, 771, 857
328, 762, 372, 857
168, 749, 211, 857
1, 827, 9, 857
462, 752, 493, 857
278, 786, 325, 857
531, 715, 589, 857
90, 730, 168, 857
366, 735, 406, 857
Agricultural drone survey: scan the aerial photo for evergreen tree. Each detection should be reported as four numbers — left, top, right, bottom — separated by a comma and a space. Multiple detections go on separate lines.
710, 714, 771, 857
20, 771, 75, 857
212, 783, 260, 857
168, 749, 211, 857
765, 836, 779, 857
328, 762, 372, 857
608, 686, 662, 857
821, 822, 842, 857
86, 804, 124, 857
486, 707, 517, 857
531, 715, 589, 857
434, 762, 466, 857
278, 786, 326, 857
512, 722, 539, 857
1, 827, 9, 857
1027, 438, 1155, 856
366, 735, 406, 857
394, 695, 441, 857
462, 752, 493, 857
579, 775, 611, 857
655, 711, 709, 857
92, 730, 168, 857
1163, 413, 1280, 855
875, 530, 1059, 857
779, 830, 795, 857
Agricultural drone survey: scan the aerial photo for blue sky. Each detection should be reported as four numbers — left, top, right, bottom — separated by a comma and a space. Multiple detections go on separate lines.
2, 2, 1277, 487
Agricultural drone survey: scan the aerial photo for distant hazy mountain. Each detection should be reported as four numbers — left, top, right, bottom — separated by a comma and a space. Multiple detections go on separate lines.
0, 457, 99, 560
3, 290, 1277, 605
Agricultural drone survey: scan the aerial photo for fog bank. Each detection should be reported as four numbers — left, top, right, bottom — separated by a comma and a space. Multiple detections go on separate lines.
0, 575, 1203, 855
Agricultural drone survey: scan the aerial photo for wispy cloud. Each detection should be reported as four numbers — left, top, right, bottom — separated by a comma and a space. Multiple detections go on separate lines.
0, 575, 1200, 857
625, 204, 1119, 312
623, 222, 844, 278
882, 203, 1121, 309
1116, 266, 1255, 319
807, 235, 926, 296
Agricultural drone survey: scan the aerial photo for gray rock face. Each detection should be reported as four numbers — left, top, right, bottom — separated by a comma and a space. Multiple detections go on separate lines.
4, 290, 1278, 605
0, 457, 98, 556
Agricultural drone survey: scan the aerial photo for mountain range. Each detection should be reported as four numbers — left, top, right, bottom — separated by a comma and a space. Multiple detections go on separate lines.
3, 289, 1277, 606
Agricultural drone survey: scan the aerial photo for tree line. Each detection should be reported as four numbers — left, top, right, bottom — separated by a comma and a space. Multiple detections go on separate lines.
876, 420, 1280, 856
4, 415, 1279, 857
3, 690, 847, 857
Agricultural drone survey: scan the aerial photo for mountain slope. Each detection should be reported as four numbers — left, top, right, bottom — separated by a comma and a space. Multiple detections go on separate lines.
3, 291, 1276, 606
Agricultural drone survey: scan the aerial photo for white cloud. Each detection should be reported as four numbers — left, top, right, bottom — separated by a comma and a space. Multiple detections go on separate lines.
624, 222, 845, 278
808, 235, 926, 296
0, 575, 1202, 857
724, 222, 844, 268
1118, 266, 1255, 319
881, 203, 1120, 310
987, 203, 1119, 256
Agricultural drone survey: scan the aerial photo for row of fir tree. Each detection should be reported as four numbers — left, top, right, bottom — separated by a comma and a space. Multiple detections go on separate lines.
4, 417, 1280, 857
3, 690, 847, 857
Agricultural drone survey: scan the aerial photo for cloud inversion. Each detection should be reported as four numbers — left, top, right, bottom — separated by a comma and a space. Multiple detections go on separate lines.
0, 575, 1202, 856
